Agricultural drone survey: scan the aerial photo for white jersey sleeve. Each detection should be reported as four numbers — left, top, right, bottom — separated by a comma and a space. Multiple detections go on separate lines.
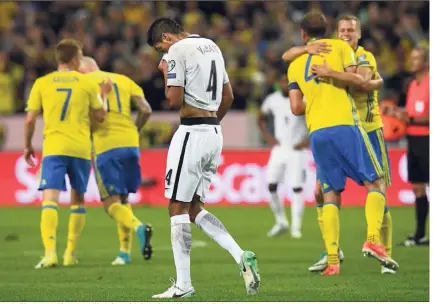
223, 69, 230, 85
166, 48, 186, 87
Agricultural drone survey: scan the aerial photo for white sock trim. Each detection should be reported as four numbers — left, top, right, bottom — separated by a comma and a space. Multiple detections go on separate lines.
194, 209, 209, 227
171, 214, 190, 226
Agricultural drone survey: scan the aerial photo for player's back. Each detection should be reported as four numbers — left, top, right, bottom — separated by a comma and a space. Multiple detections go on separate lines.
87, 71, 141, 154
288, 39, 359, 132
167, 35, 228, 112
33, 70, 97, 159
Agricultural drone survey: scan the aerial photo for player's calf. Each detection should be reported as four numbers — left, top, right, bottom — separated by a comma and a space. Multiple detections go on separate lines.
37, 189, 61, 268
64, 191, 86, 266
291, 187, 304, 238
167, 200, 193, 293
104, 195, 153, 260
190, 199, 260, 295
364, 179, 387, 244
266, 184, 289, 237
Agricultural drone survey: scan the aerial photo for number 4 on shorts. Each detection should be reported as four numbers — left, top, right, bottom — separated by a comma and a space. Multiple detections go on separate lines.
165, 169, 173, 185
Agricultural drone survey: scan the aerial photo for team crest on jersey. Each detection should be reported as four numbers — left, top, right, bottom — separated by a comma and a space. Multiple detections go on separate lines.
168, 60, 176, 72
357, 54, 366, 62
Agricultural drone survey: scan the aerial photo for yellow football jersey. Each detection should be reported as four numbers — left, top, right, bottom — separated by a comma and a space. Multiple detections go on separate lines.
288, 38, 359, 133
352, 46, 382, 133
26, 70, 103, 159
87, 71, 144, 154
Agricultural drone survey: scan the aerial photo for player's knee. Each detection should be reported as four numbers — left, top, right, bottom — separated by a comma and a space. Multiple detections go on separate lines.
323, 190, 341, 204
293, 187, 303, 193
168, 200, 190, 217
268, 184, 278, 193
71, 193, 85, 205
189, 209, 201, 223
314, 180, 323, 201
189, 200, 204, 223
102, 196, 118, 213
412, 183, 426, 197
42, 189, 60, 203
120, 195, 128, 204
364, 178, 384, 193
314, 186, 323, 204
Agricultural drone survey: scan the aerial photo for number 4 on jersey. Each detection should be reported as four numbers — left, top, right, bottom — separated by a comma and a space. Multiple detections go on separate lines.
165, 169, 173, 186
304, 55, 320, 84
206, 60, 217, 100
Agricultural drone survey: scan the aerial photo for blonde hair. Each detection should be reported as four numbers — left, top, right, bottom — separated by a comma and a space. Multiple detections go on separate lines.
336, 14, 361, 33
55, 39, 82, 64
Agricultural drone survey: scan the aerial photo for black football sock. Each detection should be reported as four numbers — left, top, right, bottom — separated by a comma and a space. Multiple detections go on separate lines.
415, 196, 429, 239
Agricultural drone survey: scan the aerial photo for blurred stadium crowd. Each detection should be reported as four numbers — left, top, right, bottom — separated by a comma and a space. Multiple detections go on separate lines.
0, 1, 429, 115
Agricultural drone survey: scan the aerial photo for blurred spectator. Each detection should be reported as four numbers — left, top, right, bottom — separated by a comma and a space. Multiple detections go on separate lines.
0, 1, 428, 114
0, 51, 24, 114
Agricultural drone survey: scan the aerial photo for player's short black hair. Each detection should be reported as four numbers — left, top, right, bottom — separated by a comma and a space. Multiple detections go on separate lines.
147, 18, 184, 47
300, 11, 327, 38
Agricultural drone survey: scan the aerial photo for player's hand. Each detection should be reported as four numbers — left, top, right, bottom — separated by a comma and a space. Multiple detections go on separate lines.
264, 133, 279, 147
306, 42, 331, 56
395, 110, 409, 123
311, 61, 331, 77
24, 146, 36, 167
359, 81, 374, 92
100, 78, 113, 95
381, 103, 396, 116
294, 141, 308, 150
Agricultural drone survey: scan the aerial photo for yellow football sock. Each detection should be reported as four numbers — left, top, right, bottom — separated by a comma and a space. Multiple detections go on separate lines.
323, 203, 340, 265
65, 205, 86, 254
380, 207, 392, 256
117, 204, 134, 254
41, 201, 58, 256
316, 204, 325, 246
365, 191, 386, 243
108, 202, 142, 231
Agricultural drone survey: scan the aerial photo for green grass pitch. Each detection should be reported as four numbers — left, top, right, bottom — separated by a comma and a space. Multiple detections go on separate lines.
0, 206, 429, 301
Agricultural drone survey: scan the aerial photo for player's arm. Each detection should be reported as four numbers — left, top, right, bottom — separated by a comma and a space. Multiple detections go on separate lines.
312, 42, 366, 87
24, 80, 41, 167
160, 51, 184, 108
358, 55, 384, 92
287, 66, 305, 115
289, 88, 305, 115
281, 42, 332, 62
133, 96, 152, 131
397, 100, 429, 125
133, 97, 152, 132
410, 114, 429, 124
217, 70, 234, 121
311, 61, 366, 87
395, 110, 429, 125
128, 77, 152, 130
294, 136, 309, 150
361, 76, 384, 92
89, 79, 107, 123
